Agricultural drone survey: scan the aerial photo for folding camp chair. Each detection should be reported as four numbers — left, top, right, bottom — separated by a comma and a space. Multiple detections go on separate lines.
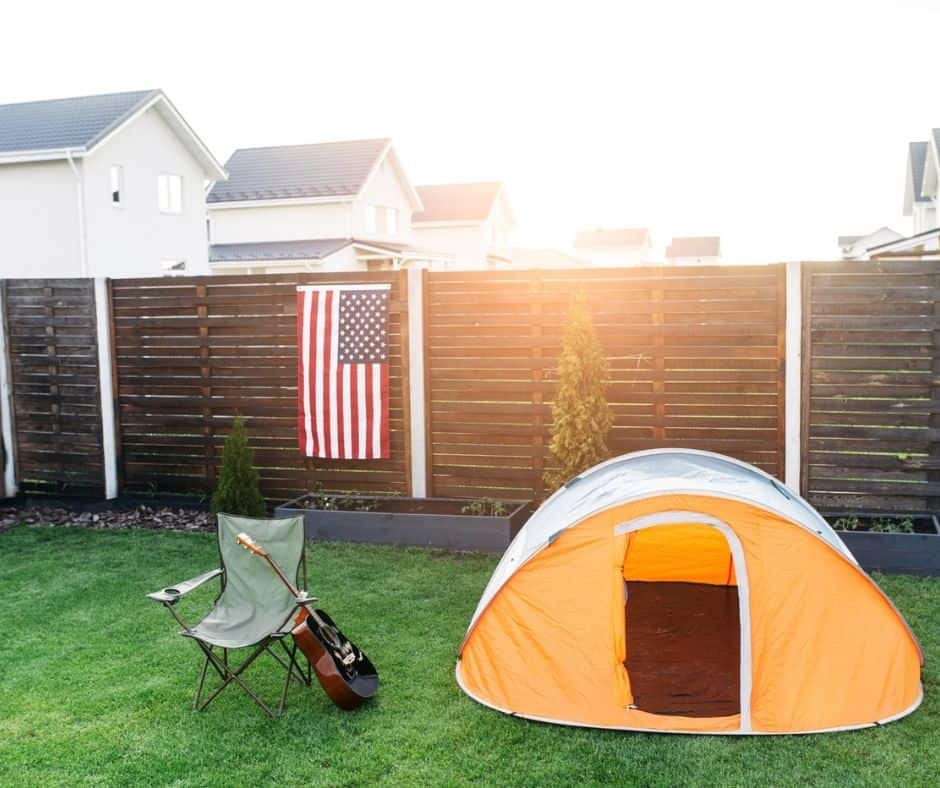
147, 513, 314, 718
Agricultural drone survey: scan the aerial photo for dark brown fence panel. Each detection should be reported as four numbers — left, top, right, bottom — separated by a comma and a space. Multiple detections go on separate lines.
802, 260, 940, 513
110, 271, 409, 501
425, 265, 786, 500
3, 279, 103, 495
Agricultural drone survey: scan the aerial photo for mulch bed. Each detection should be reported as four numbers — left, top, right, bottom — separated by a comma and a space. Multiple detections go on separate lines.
0, 500, 214, 534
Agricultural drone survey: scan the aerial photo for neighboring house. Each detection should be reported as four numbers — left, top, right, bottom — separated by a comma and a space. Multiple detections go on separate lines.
837, 227, 904, 260
207, 138, 449, 273
573, 228, 651, 266
510, 247, 588, 269
904, 140, 936, 235
0, 89, 226, 278
865, 227, 940, 258
863, 133, 940, 259
665, 236, 721, 264
410, 182, 516, 269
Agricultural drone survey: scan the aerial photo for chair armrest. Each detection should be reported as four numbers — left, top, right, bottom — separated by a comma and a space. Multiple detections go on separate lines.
146, 568, 223, 605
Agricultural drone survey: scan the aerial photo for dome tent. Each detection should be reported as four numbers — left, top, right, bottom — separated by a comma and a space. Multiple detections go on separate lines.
456, 449, 923, 734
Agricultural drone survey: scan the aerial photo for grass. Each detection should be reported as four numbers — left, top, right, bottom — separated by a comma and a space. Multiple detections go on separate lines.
0, 526, 937, 787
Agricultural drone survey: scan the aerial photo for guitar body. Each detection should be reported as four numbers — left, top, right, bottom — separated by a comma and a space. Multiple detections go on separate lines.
291, 608, 379, 711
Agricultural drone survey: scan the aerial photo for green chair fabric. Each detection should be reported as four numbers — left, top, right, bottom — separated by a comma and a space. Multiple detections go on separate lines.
147, 513, 311, 717
185, 513, 304, 649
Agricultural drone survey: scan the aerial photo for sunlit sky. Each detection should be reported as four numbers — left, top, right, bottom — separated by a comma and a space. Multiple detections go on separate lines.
2, 1, 937, 262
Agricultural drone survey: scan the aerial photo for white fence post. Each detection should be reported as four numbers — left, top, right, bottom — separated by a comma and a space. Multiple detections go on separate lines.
94, 278, 119, 499
407, 266, 427, 497
785, 261, 802, 492
0, 284, 17, 498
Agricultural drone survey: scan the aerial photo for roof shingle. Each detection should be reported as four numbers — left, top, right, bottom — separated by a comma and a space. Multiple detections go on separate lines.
909, 141, 930, 204
207, 139, 390, 203
0, 89, 158, 154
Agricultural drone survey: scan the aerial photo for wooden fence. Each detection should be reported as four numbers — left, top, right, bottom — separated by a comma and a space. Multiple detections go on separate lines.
2, 279, 104, 495
424, 266, 787, 499
109, 271, 409, 501
4, 260, 940, 516
802, 260, 940, 513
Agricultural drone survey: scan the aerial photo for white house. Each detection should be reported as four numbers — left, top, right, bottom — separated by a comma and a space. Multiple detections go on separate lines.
904, 140, 937, 235
856, 133, 940, 259
0, 89, 226, 278
573, 228, 652, 267
207, 139, 450, 272
665, 236, 721, 265
410, 182, 516, 269
837, 227, 904, 260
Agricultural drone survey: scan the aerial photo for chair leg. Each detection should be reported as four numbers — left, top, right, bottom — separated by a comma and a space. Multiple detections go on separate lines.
193, 640, 282, 718
193, 646, 213, 710
273, 638, 309, 686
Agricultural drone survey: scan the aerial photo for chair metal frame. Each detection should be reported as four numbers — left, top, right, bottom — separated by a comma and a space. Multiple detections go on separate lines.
148, 521, 313, 718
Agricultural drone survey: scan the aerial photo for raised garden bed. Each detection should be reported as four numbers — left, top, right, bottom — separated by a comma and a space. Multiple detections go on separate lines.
824, 511, 940, 577
275, 494, 531, 553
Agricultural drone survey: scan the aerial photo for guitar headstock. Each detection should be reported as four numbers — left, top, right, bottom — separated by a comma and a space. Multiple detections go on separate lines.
236, 532, 269, 558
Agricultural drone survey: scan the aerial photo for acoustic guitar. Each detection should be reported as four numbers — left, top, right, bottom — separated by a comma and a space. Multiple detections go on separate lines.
236, 532, 379, 711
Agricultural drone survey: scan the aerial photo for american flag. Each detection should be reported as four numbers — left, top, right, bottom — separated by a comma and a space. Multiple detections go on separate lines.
296, 284, 390, 459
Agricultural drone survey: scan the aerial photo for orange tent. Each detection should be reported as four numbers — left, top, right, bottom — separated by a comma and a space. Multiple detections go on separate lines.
457, 450, 923, 734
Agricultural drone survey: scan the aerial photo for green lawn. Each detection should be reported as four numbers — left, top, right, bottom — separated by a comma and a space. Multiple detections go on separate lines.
0, 526, 937, 787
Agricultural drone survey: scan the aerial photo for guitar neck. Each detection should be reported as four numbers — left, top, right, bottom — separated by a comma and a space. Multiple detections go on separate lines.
261, 552, 301, 598
260, 552, 331, 631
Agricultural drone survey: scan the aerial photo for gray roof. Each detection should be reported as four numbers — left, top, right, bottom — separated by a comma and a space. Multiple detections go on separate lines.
909, 141, 930, 204
837, 235, 862, 247
413, 182, 502, 223
207, 139, 390, 203
0, 89, 158, 154
210, 239, 353, 262
666, 236, 721, 259
209, 237, 419, 263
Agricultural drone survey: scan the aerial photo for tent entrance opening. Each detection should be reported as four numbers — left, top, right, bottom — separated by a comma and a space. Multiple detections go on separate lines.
622, 524, 741, 718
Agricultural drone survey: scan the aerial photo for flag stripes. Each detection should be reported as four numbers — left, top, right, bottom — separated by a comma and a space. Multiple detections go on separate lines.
297, 285, 390, 459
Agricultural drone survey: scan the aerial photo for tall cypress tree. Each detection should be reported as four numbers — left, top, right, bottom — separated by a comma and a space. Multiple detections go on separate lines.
543, 291, 612, 493
211, 415, 267, 517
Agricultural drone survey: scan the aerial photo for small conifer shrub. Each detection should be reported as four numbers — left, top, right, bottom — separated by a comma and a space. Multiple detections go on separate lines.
211, 415, 267, 517
543, 291, 613, 493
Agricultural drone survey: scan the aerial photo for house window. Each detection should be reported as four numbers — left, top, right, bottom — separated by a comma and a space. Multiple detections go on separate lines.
365, 204, 377, 233
385, 207, 398, 235
110, 165, 123, 206
158, 174, 183, 214
161, 260, 186, 273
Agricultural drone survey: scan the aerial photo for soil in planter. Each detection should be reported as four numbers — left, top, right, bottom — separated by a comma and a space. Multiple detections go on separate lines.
297, 495, 518, 517
828, 514, 937, 535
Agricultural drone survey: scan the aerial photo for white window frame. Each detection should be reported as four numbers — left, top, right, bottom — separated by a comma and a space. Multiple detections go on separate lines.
110, 165, 123, 207
158, 173, 183, 215
365, 204, 377, 233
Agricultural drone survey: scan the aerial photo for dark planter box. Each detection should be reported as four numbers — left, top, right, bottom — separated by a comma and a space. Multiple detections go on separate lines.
826, 511, 940, 577
274, 494, 531, 553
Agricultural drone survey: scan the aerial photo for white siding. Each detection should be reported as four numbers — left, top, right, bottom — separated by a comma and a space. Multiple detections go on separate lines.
411, 224, 491, 269
350, 157, 413, 242
83, 106, 211, 276
0, 159, 82, 277
210, 201, 352, 244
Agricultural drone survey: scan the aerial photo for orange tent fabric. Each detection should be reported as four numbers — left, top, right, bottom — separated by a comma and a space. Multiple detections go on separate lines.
457, 452, 923, 734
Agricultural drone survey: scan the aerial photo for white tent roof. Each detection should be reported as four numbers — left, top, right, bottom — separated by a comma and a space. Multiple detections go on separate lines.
467, 449, 853, 632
